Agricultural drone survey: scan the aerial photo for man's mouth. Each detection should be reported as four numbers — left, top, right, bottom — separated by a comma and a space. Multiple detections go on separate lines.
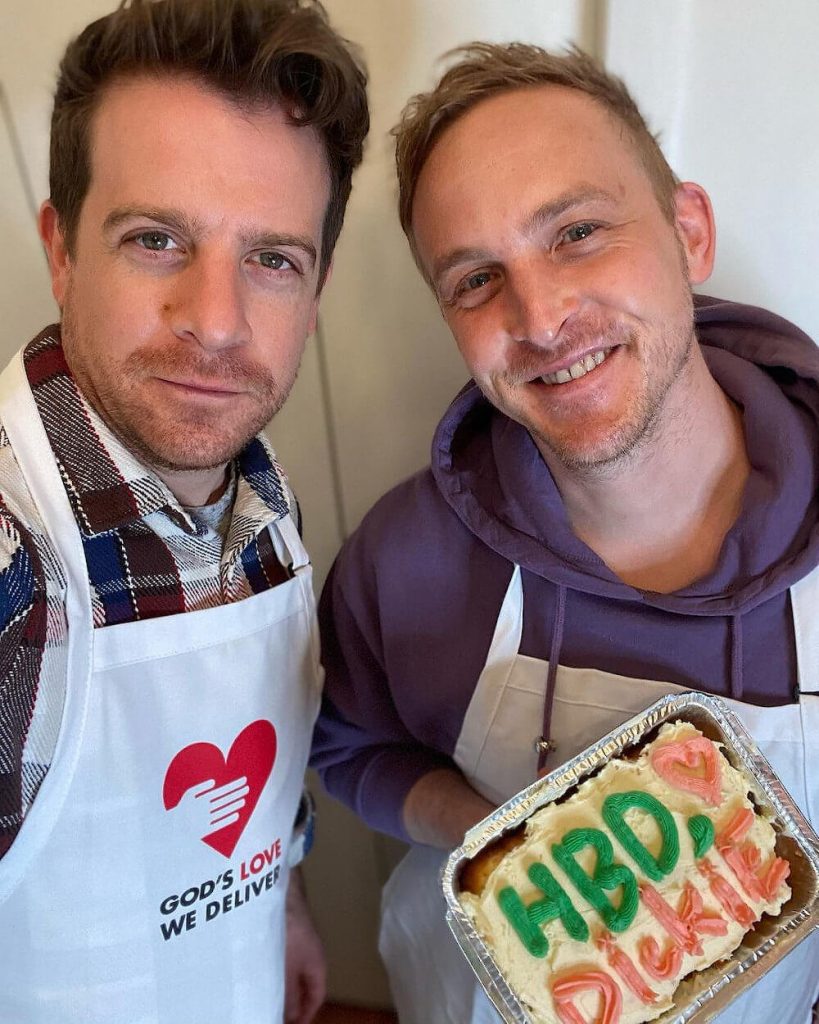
540, 347, 611, 385
160, 377, 242, 396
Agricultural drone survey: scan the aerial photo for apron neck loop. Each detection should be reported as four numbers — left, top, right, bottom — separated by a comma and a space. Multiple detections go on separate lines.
272, 513, 310, 574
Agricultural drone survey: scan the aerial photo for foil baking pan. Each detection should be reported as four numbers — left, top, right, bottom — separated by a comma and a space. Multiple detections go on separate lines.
442, 691, 819, 1023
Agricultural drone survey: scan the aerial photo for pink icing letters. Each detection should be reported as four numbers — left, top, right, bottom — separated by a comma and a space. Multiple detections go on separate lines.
716, 808, 791, 902
697, 857, 756, 927
638, 936, 683, 981
718, 807, 755, 845
640, 883, 703, 955
637, 882, 726, 981
552, 971, 622, 1024
640, 880, 728, 956
596, 931, 657, 1004
651, 737, 722, 806
678, 881, 728, 937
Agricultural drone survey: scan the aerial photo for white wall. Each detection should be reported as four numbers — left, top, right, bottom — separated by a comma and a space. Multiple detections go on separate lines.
604, 0, 819, 340
1, 0, 817, 1007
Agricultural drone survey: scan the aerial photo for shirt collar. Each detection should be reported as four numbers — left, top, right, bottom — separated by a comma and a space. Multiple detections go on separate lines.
24, 327, 291, 538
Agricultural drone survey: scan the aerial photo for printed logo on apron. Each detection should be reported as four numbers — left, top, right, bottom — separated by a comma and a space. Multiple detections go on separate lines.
163, 718, 278, 858
157, 718, 286, 944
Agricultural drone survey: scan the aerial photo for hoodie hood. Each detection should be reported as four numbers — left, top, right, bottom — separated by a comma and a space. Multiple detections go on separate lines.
431, 296, 819, 617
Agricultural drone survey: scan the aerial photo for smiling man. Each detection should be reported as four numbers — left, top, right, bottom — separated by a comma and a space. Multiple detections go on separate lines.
312, 44, 819, 1024
0, 2, 367, 1022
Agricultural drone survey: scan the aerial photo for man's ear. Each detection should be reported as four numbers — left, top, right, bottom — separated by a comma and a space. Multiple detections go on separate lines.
38, 200, 72, 309
673, 182, 716, 286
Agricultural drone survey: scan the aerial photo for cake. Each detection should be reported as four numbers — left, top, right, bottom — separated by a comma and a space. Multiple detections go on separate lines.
459, 721, 791, 1024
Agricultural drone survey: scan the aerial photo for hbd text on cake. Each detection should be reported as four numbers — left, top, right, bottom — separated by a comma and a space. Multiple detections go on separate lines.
494, 735, 789, 1021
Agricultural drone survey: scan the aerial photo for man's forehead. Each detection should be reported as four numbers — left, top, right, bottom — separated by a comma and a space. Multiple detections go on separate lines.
411, 85, 641, 260
418, 85, 626, 191
82, 74, 330, 232
89, 73, 295, 150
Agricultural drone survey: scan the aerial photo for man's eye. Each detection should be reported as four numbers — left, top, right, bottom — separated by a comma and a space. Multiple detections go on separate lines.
458, 271, 492, 294
563, 222, 597, 243
135, 231, 177, 251
258, 252, 294, 271
445, 268, 499, 309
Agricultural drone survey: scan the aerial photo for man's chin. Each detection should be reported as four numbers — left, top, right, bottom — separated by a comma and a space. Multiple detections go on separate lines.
124, 427, 262, 475
531, 416, 651, 473
143, 444, 250, 474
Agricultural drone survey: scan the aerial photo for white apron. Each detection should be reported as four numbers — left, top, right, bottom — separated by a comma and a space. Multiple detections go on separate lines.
0, 350, 322, 1024
380, 565, 819, 1024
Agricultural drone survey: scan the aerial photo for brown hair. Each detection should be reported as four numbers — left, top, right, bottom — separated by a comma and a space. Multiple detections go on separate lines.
50, 0, 369, 279
394, 43, 678, 275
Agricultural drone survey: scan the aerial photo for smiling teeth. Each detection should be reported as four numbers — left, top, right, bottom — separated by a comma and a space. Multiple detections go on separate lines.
543, 348, 608, 385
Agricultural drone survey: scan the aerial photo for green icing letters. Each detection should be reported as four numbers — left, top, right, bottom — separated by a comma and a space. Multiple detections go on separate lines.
552, 827, 640, 933
602, 791, 680, 882
497, 860, 589, 958
687, 814, 715, 859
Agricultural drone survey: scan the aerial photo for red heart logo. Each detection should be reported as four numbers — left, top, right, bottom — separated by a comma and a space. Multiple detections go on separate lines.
651, 736, 722, 806
163, 720, 277, 858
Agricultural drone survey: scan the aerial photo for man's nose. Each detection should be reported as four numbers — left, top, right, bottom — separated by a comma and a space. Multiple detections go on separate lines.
168, 253, 251, 351
505, 261, 579, 347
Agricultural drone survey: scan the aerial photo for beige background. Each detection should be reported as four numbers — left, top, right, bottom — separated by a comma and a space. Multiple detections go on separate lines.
1, 0, 817, 1007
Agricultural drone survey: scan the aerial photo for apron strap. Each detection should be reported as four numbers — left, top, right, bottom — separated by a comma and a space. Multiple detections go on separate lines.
483, 564, 523, 666
272, 512, 321, 691
0, 349, 92, 607
453, 564, 521, 779
0, 347, 94, 903
273, 512, 311, 574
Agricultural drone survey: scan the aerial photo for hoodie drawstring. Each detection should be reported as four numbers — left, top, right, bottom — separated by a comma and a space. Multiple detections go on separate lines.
730, 612, 744, 701
537, 582, 566, 773
536, 592, 745, 769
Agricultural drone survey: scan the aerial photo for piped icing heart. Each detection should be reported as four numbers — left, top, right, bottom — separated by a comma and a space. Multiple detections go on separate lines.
650, 735, 722, 806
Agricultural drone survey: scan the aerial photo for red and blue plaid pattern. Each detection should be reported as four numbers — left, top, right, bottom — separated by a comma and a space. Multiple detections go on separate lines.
0, 327, 296, 856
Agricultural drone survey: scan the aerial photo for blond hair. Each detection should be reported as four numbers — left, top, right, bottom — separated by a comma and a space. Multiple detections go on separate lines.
394, 43, 678, 275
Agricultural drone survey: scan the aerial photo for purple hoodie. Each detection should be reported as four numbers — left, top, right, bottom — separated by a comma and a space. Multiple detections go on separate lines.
312, 297, 819, 842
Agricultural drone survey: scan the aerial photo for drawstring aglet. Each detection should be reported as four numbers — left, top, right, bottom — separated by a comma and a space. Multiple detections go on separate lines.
533, 736, 557, 755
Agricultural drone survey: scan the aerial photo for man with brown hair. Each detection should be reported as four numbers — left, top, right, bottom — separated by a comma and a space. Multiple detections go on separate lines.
0, 1, 367, 1021
313, 44, 819, 1023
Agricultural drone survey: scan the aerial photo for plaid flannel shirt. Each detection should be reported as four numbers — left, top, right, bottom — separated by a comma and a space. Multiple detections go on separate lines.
0, 327, 296, 857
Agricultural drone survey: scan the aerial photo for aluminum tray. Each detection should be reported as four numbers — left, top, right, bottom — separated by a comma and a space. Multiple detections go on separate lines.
442, 691, 819, 1023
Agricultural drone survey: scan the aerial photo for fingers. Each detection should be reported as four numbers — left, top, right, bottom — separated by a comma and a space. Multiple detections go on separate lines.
199, 777, 249, 831
205, 776, 249, 803
209, 780, 249, 815
189, 778, 218, 799
284, 970, 326, 1024
297, 964, 326, 1024
205, 810, 240, 833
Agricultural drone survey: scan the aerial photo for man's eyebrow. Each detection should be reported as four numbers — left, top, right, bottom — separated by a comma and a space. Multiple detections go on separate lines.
524, 187, 619, 234
102, 205, 205, 238
431, 247, 495, 292
103, 207, 318, 269
430, 187, 618, 291
246, 233, 318, 269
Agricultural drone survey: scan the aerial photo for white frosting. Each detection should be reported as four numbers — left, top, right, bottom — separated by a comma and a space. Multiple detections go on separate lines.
461, 722, 790, 1024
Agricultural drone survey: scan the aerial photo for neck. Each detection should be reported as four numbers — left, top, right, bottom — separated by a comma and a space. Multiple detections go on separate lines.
540, 351, 750, 593
155, 463, 232, 507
